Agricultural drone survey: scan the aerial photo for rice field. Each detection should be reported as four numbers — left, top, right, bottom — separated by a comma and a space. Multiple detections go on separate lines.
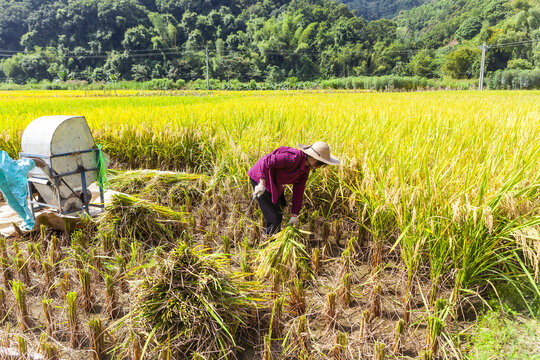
0, 89, 539, 359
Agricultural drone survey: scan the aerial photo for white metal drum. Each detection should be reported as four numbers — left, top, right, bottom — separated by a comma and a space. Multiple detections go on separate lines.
21, 116, 97, 207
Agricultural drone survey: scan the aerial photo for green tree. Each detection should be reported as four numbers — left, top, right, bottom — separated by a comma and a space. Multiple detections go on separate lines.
1, 54, 25, 83
195, 15, 215, 41
365, 18, 397, 45
21, 3, 63, 49
512, 0, 532, 12
408, 50, 437, 78
506, 58, 533, 69
442, 46, 480, 78
149, 12, 180, 48
55, 0, 99, 48
95, 0, 150, 49
131, 63, 151, 81
488, 30, 530, 71
122, 25, 152, 50
330, 16, 366, 47
455, 17, 482, 41
482, 0, 511, 26
371, 40, 406, 75
104, 51, 133, 79
0, 1, 30, 51
533, 29, 540, 68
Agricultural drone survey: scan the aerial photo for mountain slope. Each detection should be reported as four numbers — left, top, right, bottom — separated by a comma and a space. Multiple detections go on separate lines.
339, 0, 425, 20
0, 0, 537, 84
394, 0, 515, 46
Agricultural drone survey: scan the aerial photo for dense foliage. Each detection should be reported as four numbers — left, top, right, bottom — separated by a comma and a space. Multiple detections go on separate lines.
340, 0, 424, 20
0, 0, 538, 85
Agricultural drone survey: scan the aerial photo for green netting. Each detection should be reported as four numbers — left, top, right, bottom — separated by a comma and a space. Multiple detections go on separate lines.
97, 144, 109, 190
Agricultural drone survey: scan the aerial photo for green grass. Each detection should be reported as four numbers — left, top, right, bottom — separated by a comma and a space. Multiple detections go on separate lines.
467, 310, 540, 360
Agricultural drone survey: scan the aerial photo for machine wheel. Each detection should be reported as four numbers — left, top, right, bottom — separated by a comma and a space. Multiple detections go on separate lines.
62, 195, 84, 213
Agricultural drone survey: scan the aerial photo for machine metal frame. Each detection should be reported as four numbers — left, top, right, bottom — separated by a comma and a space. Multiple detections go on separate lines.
19, 148, 105, 219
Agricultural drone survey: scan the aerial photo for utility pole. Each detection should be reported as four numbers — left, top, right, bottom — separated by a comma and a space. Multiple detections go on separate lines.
205, 45, 209, 90
478, 42, 488, 91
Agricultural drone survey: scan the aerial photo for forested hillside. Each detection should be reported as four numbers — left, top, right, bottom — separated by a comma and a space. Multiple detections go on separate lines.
339, 0, 424, 20
0, 0, 538, 85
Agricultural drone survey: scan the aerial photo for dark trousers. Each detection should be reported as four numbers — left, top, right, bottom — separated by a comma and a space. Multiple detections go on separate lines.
250, 178, 286, 235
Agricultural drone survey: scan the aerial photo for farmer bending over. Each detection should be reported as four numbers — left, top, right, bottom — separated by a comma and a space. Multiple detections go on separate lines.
248, 142, 340, 234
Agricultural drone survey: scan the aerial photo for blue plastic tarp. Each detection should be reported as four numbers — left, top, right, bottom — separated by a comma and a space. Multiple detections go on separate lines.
0, 151, 35, 231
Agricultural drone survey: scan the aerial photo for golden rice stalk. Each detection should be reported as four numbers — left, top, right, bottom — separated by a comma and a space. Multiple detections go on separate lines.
0, 287, 5, 324
262, 334, 272, 360
0, 255, 11, 289
256, 226, 312, 285
326, 291, 337, 330
42, 257, 55, 296
286, 315, 310, 357
370, 283, 382, 320
28, 243, 40, 274
340, 272, 351, 307
11, 280, 29, 331
269, 297, 284, 339
331, 332, 347, 360
373, 341, 385, 360
79, 267, 93, 313
51, 234, 61, 264
61, 271, 70, 298
513, 226, 540, 281
222, 235, 231, 256
116, 255, 129, 293
359, 310, 370, 342
392, 319, 405, 355
42, 297, 55, 338
40, 333, 59, 360
334, 219, 342, 248
66, 291, 79, 348
427, 315, 444, 357
88, 317, 105, 360
16, 336, 27, 358
420, 349, 433, 360
15, 252, 30, 286
312, 248, 320, 276
105, 274, 119, 319
132, 336, 142, 360
288, 279, 306, 316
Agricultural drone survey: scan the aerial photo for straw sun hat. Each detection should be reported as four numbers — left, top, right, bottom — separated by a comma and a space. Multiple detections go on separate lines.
298, 141, 340, 166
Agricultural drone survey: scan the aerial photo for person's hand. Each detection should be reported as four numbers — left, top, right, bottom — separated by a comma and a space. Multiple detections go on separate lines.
253, 181, 266, 199
287, 215, 298, 226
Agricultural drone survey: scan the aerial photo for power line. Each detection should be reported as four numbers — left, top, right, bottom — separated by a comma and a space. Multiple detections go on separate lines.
489, 39, 537, 49
0, 38, 537, 59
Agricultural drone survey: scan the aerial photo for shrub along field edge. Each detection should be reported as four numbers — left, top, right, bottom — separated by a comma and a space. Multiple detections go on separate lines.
0, 75, 482, 91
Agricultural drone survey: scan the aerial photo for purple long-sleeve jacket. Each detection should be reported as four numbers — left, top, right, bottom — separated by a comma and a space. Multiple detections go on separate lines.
248, 146, 310, 215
